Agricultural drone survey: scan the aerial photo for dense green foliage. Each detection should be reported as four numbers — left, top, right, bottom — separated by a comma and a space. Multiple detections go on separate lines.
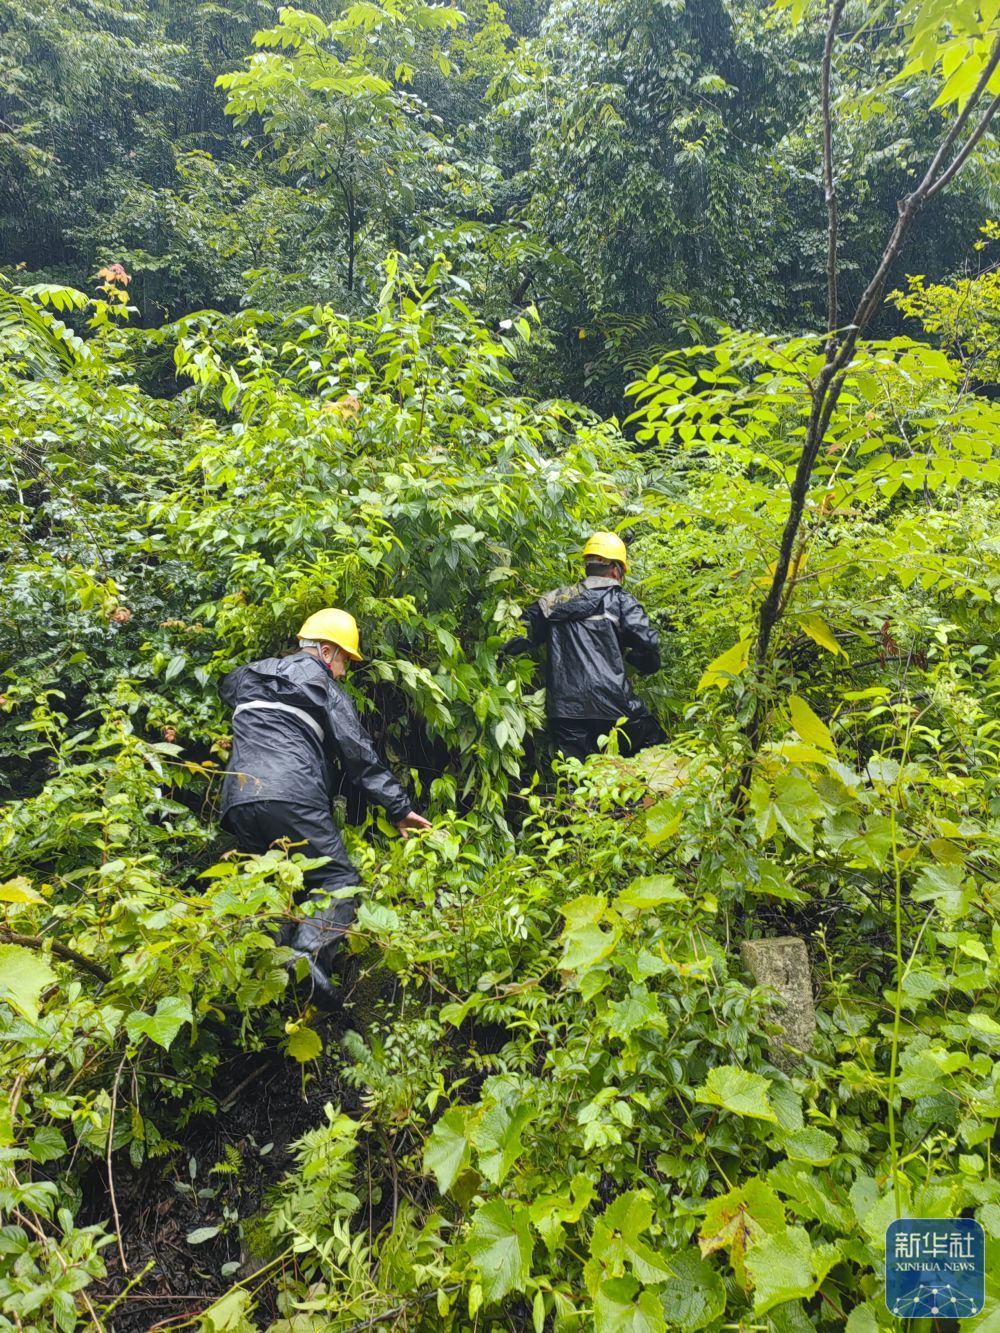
4, 0, 995, 405
4, 0, 1000, 1330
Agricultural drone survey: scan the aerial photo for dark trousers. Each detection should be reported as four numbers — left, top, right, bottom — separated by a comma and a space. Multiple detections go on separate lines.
222, 800, 360, 968
550, 714, 665, 763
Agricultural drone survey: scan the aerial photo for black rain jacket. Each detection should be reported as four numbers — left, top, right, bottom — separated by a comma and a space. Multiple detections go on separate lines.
506, 576, 661, 720
218, 652, 412, 824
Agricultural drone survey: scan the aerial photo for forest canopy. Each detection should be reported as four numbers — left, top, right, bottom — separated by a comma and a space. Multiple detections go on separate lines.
3, 1, 1000, 1330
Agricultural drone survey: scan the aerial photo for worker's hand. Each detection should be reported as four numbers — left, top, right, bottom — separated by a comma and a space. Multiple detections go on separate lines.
396, 810, 432, 838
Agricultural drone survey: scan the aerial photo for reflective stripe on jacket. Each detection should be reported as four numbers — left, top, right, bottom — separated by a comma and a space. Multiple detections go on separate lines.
218, 652, 411, 822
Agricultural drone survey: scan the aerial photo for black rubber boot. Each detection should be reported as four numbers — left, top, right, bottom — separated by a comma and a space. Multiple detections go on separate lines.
284, 892, 357, 1011
288, 948, 341, 1011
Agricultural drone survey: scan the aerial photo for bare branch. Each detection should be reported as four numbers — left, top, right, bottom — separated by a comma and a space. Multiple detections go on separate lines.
925, 88, 1000, 201
737, 30, 1000, 807
918, 32, 1000, 197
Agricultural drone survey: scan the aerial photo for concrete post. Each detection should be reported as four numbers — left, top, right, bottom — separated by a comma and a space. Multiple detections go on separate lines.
740, 936, 815, 1070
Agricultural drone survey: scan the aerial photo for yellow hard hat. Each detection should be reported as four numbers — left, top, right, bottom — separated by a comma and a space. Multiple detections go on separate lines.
297, 608, 363, 661
582, 531, 629, 573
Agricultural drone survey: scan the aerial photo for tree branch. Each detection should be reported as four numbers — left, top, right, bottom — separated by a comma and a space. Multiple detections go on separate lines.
735, 26, 1000, 808
925, 88, 1000, 202
0, 929, 111, 984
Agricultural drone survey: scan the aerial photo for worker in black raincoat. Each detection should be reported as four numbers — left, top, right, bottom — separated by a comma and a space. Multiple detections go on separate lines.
219, 608, 430, 1008
502, 532, 664, 761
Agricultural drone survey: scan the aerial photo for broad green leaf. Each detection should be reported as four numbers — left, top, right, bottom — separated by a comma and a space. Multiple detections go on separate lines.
608, 986, 668, 1040
477, 1100, 537, 1186
560, 923, 619, 974
768, 1080, 804, 1133
695, 1066, 776, 1121
796, 614, 845, 656
754, 772, 824, 851
745, 1226, 816, 1314
28, 1126, 68, 1164
285, 1024, 323, 1064
465, 1200, 532, 1304
657, 1250, 725, 1331
700, 1179, 786, 1285
745, 861, 807, 904
125, 995, 192, 1050
618, 875, 687, 911
0, 944, 57, 1022
788, 694, 836, 753
423, 1107, 471, 1193
590, 1189, 674, 1285
697, 638, 751, 693
0, 877, 43, 904
594, 1276, 665, 1332
560, 895, 607, 931
767, 1161, 853, 1231
530, 1174, 594, 1253
845, 1303, 879, 1333
645, 799, 682, 846
199, 1286, 253, 1331
912, 863, 972, 918
164, 653, 187, 682
779, 1126, 838, 1165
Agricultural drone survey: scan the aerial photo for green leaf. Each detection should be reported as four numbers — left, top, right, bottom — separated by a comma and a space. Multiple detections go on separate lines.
697, 638, 751, 693
788, 695, 836, 753
424, 1107, 471, 1194
28, 1126, 68, 1164
465, 1200, 532, 1305
199, 1286, 253, 1331
645, 799, 683, 847
845, 1303, 880, 1333
695, 1066, 776, 1121
768, 1161, 853, 1230
0, 944, 57, 1022
746, 862, 807, 904
0, 877, 43, 904
285, 1024, 323, 1064
477, 1100, 537, 1186
657, 1250, 725, 1331
608, 986, 668, 1040
700, 1180, 786, 1285
530, 1175, 595, 1253
745, 1226, 821, 1315
164, 653, 187, 683
125, 995, 192, 1050
594, 1276, 666, 1332
560, 923, 619, 974
187, 1225, 222, 1244
779, 1126, 838, 1165
590, 1189, 674, 1285
796, 614, 845, 656
912, 863, 972, 918
618, 876, 687, 911
768, 1081, 804, 1133
560, 895, 607, 931
752, 773, 823, 851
